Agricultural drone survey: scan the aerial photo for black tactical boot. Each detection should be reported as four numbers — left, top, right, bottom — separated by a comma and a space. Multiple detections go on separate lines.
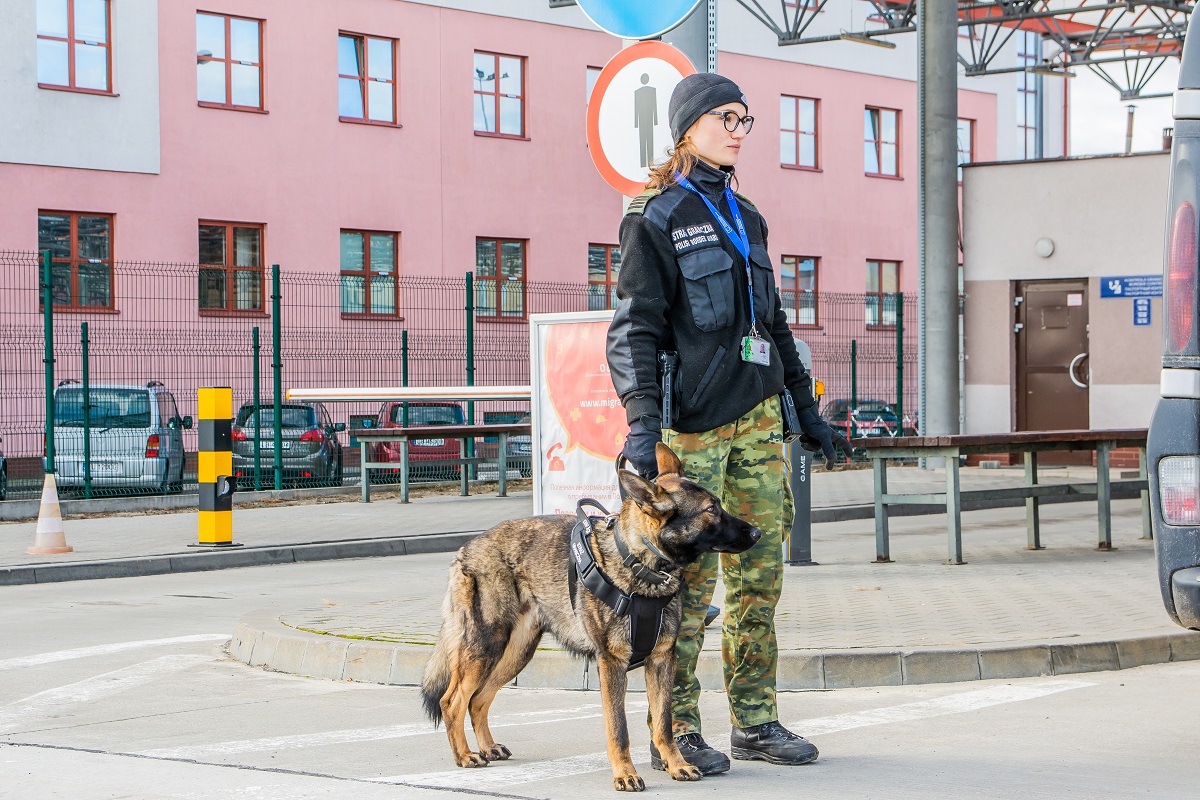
730, 721, 819, 765
650, 732, 730, 775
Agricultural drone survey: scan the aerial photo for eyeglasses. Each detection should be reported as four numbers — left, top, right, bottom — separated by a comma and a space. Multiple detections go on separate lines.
705, 110, 755, 134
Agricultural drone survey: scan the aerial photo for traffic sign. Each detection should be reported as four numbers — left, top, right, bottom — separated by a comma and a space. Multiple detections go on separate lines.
586, 41, 696, 197
575, 0, 703, 40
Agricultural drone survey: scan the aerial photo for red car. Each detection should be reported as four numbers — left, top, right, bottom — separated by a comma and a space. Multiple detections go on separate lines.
373, 401, 465, 482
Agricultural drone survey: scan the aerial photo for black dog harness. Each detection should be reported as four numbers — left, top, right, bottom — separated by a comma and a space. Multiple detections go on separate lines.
568, 498, 676, 671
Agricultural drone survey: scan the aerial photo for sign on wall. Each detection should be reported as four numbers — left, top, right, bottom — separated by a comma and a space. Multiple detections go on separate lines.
1134, 297, 1152, 326
1100, 275, 1163, 298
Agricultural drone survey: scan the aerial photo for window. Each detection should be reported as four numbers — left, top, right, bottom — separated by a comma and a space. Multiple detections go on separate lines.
338, 33, 397, 124
588, 244, 621, 310
866, 260, 899, 327
340, 230, 399, 315
36, 0, 112, 93
780, 255, 818, 326
475, 238, 526, 319
865, 107, 899, 177
474, 51, 525, 137
196, 13, 263, 110
199, 222, 263, 313
957, 118, 974, 181
1017, 31, 1040, 159
37, 211, 114, 309
586, 66, 602, 104
780, 95, 818, 169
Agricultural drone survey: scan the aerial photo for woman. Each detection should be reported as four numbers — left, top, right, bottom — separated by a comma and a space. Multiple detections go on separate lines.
606, 73, 850, 774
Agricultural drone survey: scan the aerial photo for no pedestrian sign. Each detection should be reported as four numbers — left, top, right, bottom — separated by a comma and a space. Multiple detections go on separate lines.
586, 41, 695, 197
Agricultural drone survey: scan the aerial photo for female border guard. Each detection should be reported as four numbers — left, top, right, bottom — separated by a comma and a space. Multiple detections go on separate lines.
606, 73, 851, 774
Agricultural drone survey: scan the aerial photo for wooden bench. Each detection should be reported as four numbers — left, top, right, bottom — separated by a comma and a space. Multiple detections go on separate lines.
350, 423, 531, 503
855, 429, 1149, 564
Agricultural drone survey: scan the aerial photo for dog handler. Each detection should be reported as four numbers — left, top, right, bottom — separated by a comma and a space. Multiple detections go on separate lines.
606, 73, 851, 774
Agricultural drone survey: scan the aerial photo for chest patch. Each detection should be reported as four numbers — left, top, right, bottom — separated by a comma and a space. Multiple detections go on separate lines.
670, 223, 720, 254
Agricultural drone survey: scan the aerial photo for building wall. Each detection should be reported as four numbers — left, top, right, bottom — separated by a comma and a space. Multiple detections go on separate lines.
961, 151, 1169, 433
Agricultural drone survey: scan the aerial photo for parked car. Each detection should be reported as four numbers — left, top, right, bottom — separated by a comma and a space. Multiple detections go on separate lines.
373, 401, 465, 481
49, 381, 192, 494
0, 434, 7, 501
821, 398, 916, 440
231, 401, 344, 488
476, 412, 533, 479
1148, 34, 1200, 631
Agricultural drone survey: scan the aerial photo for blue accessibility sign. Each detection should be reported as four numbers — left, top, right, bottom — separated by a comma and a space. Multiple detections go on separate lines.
1100, 274, 1163, 298
576, 0, 704, 39
1134, 298, 1152, 326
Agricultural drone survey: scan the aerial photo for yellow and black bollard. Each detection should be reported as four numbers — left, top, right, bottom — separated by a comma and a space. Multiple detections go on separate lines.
193, 386, 241, 548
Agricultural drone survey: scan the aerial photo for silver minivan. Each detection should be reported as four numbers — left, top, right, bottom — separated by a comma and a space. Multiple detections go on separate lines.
50, 381, 192, 494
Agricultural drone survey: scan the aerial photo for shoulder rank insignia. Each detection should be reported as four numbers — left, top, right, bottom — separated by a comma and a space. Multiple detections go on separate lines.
733, 191, 758, 212
625, 188, 662, 216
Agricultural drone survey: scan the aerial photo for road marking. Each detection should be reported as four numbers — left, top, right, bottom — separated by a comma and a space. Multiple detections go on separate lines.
137, 701, 649, 760
374, 679, 1095, 789
0, 655, 211, 733
0, 635, 228, 671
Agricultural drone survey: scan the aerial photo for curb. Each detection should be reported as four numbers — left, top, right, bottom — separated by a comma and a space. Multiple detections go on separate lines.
229, 610, 1200, 691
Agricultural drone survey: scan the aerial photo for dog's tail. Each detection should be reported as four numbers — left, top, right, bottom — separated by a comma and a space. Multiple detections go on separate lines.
419, 559, 472, 726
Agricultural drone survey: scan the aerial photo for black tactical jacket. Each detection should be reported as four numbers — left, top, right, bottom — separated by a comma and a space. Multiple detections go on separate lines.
606, 161, 817, 434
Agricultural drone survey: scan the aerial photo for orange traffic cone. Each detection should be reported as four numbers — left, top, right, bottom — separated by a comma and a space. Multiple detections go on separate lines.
27, 473, 73, 555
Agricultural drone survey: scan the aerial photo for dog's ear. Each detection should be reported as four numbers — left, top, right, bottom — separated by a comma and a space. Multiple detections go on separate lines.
654, 442, 684, 478
618, 469, 675, 518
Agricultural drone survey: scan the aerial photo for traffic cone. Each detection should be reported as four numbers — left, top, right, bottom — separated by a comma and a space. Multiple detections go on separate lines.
27, 473, 73, 555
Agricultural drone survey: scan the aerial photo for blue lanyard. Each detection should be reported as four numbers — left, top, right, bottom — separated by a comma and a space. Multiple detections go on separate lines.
674, 171, 757, 330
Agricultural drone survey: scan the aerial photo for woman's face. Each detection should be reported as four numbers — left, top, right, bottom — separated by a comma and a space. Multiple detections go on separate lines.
686, 101, 749, 169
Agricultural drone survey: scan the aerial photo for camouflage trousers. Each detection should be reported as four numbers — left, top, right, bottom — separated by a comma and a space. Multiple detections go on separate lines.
662, 396, 793, 734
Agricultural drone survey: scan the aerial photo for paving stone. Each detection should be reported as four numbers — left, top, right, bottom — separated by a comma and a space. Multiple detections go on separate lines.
902, 650, 981, 685
823, 652, 902, 688
343, 641, 395, 684
1050, 642, 1120, 674
271, 634, 309, 676
979, 646, 1052, 679
298, 638, 350, 680
1115, 636, 1172, 669
228, 622, 258, 663
248, 630, 278, 668
776, 653, 824, 690
1169, 631, 1200, 661
389, 645, 430, 686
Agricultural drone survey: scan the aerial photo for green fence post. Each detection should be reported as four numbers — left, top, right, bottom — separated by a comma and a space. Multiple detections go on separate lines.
271, 264, 283, 491
81, 322, 92, 499
465, 272, 475, 479
401, 329, 409, 427
252, 325, 262, 492
42, 250, 55, 475
850, 338, 859, 439
895, 292, 904, 434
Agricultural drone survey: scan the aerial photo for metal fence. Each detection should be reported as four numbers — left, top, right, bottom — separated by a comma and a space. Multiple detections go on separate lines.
0, 250, 916, 500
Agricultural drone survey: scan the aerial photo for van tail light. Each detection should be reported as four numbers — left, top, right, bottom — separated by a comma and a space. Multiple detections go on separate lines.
231, 427, 248, 442
1167, 201, 1197, 355
145, 434, 161, 458
1160, 456, 1200, 525
300, 429, 325, 444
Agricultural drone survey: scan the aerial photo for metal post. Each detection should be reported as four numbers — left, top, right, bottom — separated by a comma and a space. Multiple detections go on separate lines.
918, 0, 961, 443
786, 441, 815, 565
42, 250, 55, 474
401, 329, 409, 427
252, 326, 261, 492
193, 387, 241, 548
465, 272, 476, 480
895, 292, 904, 432
81, 323, 92, 499
707, 0, 717, 73
271, 264, 283, 491
850, 339, 859, 439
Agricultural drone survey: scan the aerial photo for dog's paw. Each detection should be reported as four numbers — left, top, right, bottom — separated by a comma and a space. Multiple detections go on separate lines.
613, 772, 645, 792
482, 743, 511, 761
456, 752, 488, 768
668, 764, 703, 782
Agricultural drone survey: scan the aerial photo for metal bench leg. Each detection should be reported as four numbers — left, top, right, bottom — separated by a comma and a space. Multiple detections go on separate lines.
1139, 445, 1152, 540
873, 457, 892, 563
400, 438, 410, 504
1096, 441, 1115, 551
946, 452, 964, 565
460, 438, 469, 497
498, 433, 508, 498
1025, 450, 1043, 550
361, 441, 370, 503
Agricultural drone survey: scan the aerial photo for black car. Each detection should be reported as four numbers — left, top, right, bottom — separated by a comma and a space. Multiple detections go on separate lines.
231, 401, 345, 488
1147, 31, 1200, 631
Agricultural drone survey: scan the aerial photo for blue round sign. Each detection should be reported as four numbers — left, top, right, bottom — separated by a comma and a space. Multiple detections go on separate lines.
576, 0, 704, 40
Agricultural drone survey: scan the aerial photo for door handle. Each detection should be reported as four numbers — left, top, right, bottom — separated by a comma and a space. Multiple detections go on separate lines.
1068, 352, 1089, 389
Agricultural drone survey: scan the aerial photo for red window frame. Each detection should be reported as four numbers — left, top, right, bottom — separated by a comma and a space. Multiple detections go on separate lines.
473, 51, 527, 139
865, 106, 901, 178
37, 210, 116, 311
780, 95, 819, 170
37, 0, 114, 95
339, 230, 401, 317
780, 255, 819, 327
957, 117, 975, 183
196, 12, 265, 112
866, 260, 900, 328
198, 221, 265, 315
338, 32, 399, 127
587, 244, 620, 311
475, 238, 527, 320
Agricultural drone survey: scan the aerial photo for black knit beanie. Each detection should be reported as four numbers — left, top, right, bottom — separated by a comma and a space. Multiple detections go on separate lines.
669, 73, 748, 144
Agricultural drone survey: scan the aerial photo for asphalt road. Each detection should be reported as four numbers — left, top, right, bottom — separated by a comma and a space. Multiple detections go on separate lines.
1, 557, 1195, 799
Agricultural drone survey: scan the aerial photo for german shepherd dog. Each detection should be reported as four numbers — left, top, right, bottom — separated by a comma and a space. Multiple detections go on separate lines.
420, 443, 761, 792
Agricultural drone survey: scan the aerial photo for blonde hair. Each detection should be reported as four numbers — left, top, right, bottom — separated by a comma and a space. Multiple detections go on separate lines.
646, 135, 740, 192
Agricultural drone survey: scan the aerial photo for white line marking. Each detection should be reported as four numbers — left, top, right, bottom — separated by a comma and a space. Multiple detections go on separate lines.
0, 635, 228, 671
374, 679, 1095, 789
0, 654, 211, 733
137, 701, 649, 760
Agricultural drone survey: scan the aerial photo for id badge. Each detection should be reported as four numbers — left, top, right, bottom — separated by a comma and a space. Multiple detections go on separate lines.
741, 335, 771, 366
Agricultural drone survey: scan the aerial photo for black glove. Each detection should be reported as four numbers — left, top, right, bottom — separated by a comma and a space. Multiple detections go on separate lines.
797, 406, 853, 470
623, 417, 662, 480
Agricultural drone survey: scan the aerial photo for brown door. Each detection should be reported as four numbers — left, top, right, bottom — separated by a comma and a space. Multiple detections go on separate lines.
1016, 280, 1090, 463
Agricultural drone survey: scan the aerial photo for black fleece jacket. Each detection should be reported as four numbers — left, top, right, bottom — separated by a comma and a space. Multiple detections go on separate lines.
606, 161, 817, 434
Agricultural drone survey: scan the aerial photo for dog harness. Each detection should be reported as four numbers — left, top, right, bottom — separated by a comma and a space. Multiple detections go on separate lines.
568, 498, 676, 671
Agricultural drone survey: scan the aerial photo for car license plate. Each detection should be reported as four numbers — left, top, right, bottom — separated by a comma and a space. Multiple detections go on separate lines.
261, 441, 291, 450
91, 461, 119, 475
415, 439, 445, 447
